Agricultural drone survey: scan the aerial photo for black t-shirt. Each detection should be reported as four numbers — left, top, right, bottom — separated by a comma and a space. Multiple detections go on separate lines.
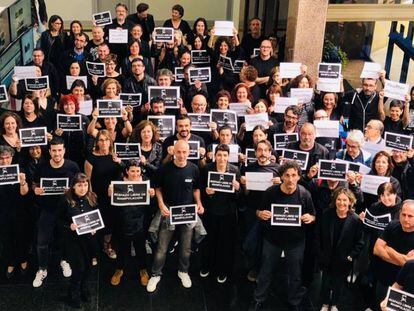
250, 56, 279, 78
373, 220, 414, 285
34, 159, 80, 212
154, 161, 200, 207
241, 34, 267, 59
383, 116, 405, 135
161, 133, 206, 162
259, 184, 315, 250
396, 260, 414, 294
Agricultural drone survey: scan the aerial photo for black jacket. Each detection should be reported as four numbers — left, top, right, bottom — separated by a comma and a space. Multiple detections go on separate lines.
127, 13, 155, 42
316, 208, 364, 273
343, 90, 380, 132
392, 157, 414, 200
286, 141, 330, 173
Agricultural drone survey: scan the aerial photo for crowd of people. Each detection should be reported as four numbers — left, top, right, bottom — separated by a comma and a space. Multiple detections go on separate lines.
1, 2, 414, 311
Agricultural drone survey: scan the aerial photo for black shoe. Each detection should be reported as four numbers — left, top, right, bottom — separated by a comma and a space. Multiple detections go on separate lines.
6, 267, 15, 279
248, 301, 263, 311
81, 288, 91, 303
67, 295, 81, 309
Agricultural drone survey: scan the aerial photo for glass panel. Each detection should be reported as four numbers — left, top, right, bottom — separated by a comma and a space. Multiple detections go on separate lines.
329, 0, 414, 4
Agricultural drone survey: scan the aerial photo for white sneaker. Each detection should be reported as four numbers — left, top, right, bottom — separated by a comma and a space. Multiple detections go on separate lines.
60, 260, 72, 278
147, 275, 161, 292
320, 304, 329, 311
178, 271, 192, 288
217, 275, 227, 283
330, 306, 339, 311
33, 269, 47, 287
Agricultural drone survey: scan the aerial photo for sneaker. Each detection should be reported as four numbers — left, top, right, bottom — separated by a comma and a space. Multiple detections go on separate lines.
178, 271, 192, 288
199, 270, 210, 278
217, 275, 227, 283
92, 258, 98, 266
104, 247, 117, 259
33, 269, 48, 287
60, 260, 72, 278
146, 276, 161, 293
110, 269, 124, 286
320, 304, 329, 311
140, 269, 149, 286
247, 269, 257, 282
331, 306, 339, 311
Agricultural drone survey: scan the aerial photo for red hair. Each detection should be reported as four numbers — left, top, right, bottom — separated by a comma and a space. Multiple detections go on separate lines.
59, 94, 80, 113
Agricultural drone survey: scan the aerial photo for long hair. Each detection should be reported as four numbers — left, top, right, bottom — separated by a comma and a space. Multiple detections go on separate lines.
130, 120, 159, 144
65, 173, 97, 207
330, 187, 356, 212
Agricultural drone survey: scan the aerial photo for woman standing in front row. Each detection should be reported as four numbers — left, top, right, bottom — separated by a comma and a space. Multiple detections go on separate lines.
316, 187, 364, 311
59, 173, 98, 309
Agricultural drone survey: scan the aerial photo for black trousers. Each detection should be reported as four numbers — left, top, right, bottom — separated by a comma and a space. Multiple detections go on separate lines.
116, 231, 147, 270
201, 212, 238, 277
320, 270, 347, 305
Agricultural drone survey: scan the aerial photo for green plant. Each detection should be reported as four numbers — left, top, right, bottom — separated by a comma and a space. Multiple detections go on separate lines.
323, 39, 348, 68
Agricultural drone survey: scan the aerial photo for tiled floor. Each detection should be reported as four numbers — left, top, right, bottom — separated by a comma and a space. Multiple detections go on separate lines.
0, 250, 367, 311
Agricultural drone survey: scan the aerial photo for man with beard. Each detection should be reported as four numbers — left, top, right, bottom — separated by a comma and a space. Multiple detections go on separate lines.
342, 77, 384, 132
391, 149, 414, 200
240, 140, 281, 282
285, 122, 329, 174
85, 26, 106, 61
271, 105, 300, 138
161, 115, 206, 165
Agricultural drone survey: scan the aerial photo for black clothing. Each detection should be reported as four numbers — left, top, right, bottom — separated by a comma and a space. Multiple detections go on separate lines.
39, 31, 68, 70
392, 157, 414, 200
123, 73, 156, 105
258, 184, 315, 250
250, 56, 279, 98
161, 134, 206, 161
26, 61, 61, 100
241, 34, 267, 59
396, 260, 414, 293
104, 19, 135, 62
285, 141, 330, 173
343, 90, 380, 132
163, 19, 193, 43
126, 13, 155, 42
31, 0, 47, 25
383, 116, 405, 135
154, 161, 200, 207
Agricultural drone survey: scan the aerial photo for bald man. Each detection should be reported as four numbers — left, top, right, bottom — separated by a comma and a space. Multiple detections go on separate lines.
147, 140, 204, 293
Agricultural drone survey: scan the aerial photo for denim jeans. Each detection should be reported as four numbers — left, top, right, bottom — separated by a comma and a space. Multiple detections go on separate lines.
37, 211, 58, 269
151, 224, 193, 276
254, 238, 306, 307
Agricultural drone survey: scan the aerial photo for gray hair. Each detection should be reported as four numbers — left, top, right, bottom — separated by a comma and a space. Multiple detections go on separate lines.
156, 68, 173, 81
347, 130, 365, 147
0, 145, 15, 157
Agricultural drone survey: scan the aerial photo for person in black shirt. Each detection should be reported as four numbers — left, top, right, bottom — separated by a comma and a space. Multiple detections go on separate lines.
251, 160, 315, 310
241, 17, 267, 59
127, 3, 155, 43
32, 137, 80, 288
316, 187, 364, 311
200, 144, 240, 283
163, 4, 193, 45
372, 200, 414, 308
85, 26, 106, 61
392, 149, 414, 200
146, 140, 204, 292
59, 173, 98, 308
378, 97, 410, 135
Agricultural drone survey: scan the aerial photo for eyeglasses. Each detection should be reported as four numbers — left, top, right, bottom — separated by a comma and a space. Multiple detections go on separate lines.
346, 144, 359, 149
285, 115, 298, 120
98, 138, 110, 142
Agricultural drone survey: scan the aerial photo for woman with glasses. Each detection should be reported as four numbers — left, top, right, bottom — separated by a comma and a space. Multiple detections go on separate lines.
39, 15, 67, 68
336, 130, 372, 166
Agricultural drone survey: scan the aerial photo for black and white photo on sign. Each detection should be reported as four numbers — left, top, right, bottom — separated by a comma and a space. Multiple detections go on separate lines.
336, 159, 371, 175
282, 149, 309, 170
360, 62, 381, 79
119, 93, 142, 107
290, 88, 313, 103
154, 27, 174, 43
96, 100, 123, 118
111, 180, 150, 206
214, 21, 234, 36
244, 113, 269, 131
148, 86, 180, 108
169, 204, 197, 225
317, 63, 341, 92
271, 204, 302, 227
233, 60, 245, 74
40, 178, 69, 195
188, 113, 211, 132
175, 140, 200, 160
190, 50, 210, 64
174, 67, 184, 82
245, 172, 273, 191
245, 148, 257, 166
385, 286, 414, 311
25, 76, 49, 91
19, 127, 47, 147
212, 144, 239, 163
273, 133, 299, 149
72, 209, 105, 235
218, 55, 234, 71
66, 76, 87, 90
314, 120, 340, 138
0, 164, 20, 185
274, 97, 298, 114
56, 114, 82, 131
86, 61, 106, 77
363, 209, 391, 231
207, 171, 235, 193
360, 175, 390, 195
114, 143, 141, 159
188, 67, 211, 84
78, 100, 93, 116
210, 109, 238, 133
385, 132, 413, 151
109, 29, 128, 44
279, 62, 302, 79
317, 160, 348, 181
147, 115, 175, 139
93, 11, 112, 26
0, 84, 8, 102
229, 102, 251, 116
384, 79, 410, 101
14, 66, 36, 80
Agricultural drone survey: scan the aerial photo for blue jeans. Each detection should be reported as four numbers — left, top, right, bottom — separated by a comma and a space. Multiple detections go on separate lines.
151, 224, 193, 276
254, 238, 306, 307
